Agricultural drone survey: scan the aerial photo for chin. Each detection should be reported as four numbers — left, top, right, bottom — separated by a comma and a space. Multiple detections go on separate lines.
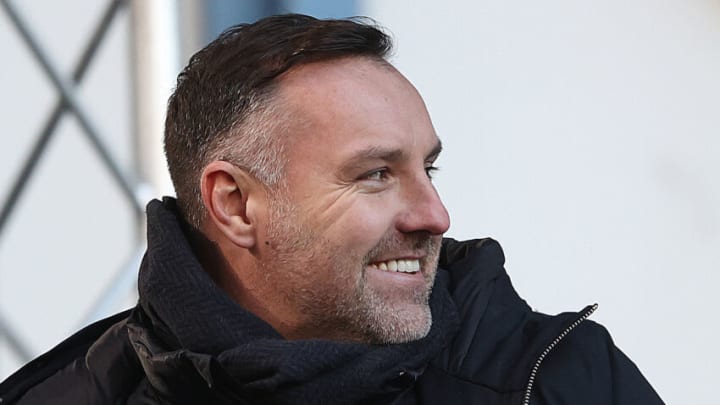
367, 304, 433, 344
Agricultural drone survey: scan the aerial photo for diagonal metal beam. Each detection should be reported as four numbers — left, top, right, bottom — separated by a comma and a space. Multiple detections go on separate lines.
0, 0, 143, 217
0, 0, 136, 365
0, 0, 128, 241
0, 312, 32, 362
79, 245, 143, 328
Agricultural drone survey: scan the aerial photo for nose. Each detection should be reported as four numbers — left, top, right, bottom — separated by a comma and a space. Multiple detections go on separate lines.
396, 174, 451, 235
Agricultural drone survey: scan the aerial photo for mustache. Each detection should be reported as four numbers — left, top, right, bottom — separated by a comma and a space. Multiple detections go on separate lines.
362, 231, 440, 264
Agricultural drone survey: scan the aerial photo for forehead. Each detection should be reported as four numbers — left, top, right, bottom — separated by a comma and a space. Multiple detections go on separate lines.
273, 57, 438, 156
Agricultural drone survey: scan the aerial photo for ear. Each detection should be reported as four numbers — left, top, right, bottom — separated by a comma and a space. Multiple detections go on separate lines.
201, 161, 265, 249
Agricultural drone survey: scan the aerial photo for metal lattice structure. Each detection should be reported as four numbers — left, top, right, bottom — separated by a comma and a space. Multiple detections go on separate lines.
0, 0, 356, 376
0, 0, 145, 365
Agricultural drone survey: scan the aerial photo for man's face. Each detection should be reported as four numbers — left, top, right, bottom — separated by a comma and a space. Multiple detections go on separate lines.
256, 57, 450, 344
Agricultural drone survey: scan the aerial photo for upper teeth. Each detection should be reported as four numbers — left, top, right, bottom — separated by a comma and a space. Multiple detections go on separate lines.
370, 259, 420, 273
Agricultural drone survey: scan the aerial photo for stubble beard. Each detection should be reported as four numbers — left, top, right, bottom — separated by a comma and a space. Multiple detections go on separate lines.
261, 195, 441, 344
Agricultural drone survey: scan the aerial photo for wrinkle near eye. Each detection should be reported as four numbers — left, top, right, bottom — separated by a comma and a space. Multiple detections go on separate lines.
304, 186, 376, 232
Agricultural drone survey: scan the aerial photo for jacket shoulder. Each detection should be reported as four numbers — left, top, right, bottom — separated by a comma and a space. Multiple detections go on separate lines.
433, 239, 663, 403
0, 309, 141, 404
532, 319, 664, 404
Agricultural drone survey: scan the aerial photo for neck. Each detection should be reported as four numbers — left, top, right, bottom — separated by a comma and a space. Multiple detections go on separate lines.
188, 224, 296, 338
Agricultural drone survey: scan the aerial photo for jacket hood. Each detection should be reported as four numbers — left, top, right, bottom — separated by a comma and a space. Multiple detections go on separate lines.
132, 198, 460, 404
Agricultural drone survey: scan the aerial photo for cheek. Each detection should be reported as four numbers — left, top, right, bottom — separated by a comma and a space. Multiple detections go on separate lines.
321, 195, 399, 250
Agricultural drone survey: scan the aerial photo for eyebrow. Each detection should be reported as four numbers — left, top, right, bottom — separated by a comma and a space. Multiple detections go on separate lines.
342, 138, 443, 172
427, 139, 443, 160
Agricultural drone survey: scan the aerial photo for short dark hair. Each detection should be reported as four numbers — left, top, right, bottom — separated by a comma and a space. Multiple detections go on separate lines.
164, 14, 393, 229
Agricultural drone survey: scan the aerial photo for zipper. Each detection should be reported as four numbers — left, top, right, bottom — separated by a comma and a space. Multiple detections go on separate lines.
521, 303, 599, 405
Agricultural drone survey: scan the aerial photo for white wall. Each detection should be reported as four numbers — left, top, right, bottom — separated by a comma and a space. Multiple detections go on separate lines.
362, 1, 720, 404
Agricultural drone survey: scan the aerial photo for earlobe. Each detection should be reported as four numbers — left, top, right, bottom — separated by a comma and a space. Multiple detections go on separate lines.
201, 161, 260, 249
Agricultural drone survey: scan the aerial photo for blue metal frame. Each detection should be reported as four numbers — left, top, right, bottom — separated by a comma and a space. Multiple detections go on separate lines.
201, 0, 357, 44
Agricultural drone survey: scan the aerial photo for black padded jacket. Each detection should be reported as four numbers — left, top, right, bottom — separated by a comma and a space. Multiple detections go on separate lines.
0, 199, 664, 404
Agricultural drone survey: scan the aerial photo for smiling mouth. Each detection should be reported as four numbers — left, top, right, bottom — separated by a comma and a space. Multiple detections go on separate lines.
368, 259, 421, 274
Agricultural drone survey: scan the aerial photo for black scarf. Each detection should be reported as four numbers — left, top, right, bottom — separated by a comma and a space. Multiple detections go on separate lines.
132, 199, 459, 404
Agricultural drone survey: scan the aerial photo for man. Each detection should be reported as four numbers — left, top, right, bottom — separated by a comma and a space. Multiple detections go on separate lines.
0, 14, 663, 404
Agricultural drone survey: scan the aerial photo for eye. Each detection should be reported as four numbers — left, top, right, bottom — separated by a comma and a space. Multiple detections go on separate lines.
425, 165, 439, 179
363, 168, 389, 181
